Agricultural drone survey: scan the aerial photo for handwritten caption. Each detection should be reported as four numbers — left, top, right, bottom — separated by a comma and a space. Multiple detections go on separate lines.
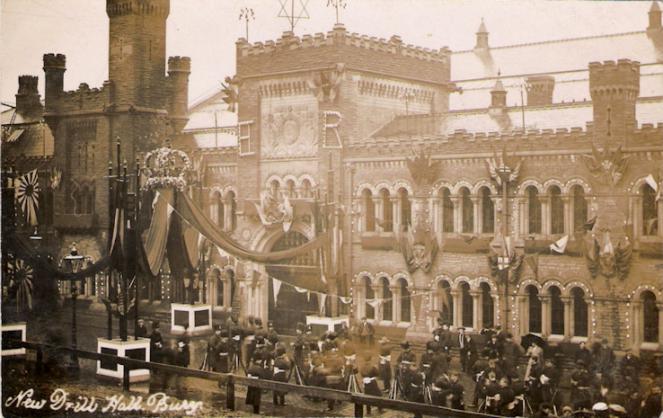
5, 388, 204, 416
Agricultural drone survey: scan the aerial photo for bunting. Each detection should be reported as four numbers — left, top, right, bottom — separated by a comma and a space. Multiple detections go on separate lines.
272, 278, 283, 304
550, 235, 569, 254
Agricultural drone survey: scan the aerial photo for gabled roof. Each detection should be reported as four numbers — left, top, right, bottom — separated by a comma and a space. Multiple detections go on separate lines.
184, 87, 237, 132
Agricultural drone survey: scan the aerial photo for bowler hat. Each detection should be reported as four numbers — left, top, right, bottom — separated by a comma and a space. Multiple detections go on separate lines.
401, 341, 410, 349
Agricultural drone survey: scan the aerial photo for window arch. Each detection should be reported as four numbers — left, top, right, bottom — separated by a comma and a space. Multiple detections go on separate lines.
441, 187, 454, 233
362, 189, 376, 232
549, 186, 564, 235
642, 290, 659, 343
399, 278, 411, 323
380, 188, 393, 232
226, 191, 237, 231
572, 287, 588, 337
549, 286, 564, 335
480, 187, 494, 234
527, 285, 542, 333
437, 280, 453, 325
381, 277, 392, 321
398, 188, 411, 232
571, 185, 588, 233
460, 187, 474, 233
642, 183, 658, 236
481, 282, 494, 329
526, 186, 542, 235
269, 179, 280, 195
364, 276, 375, 320
210, 191, 224, 227
460, 282, 473, 328
301, 179, 312, 198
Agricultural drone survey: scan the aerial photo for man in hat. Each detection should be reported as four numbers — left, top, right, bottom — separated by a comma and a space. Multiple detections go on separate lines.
358, 316, 375, 346
322, 332, 338, 352
595, 338, 615, 377
457, 327, 476, 373
641, 385, 662, 418
575, 341, 592, 370
441, 371, 464, 410
377, 336, 392, 393
272, 346, 291, 406
149, 321, 164, 363
501, 333, 523, 378
360, 354, 382, 414
419, 341, 437, 387
245, 357, 265, 413
397, 341, 416, 366
485, 333, 503, 360
619, 348, 641, 382
291, 322, 306, 377
570, 359, 593, 411
266, 320, 279, 346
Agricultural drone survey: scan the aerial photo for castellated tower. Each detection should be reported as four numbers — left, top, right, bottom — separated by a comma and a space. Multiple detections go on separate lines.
589, 59, 640, 146
43, 53, 66, 113
106, 0, 169, 107
167, 56, 191, 133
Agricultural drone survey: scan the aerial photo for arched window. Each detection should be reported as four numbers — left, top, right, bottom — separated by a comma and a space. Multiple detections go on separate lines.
85, 186, 95, 214
572, 287, 588, 337
381, 277, 392, 321
527, 186, 542, 235
399, 188, 411, 231
399, 278, 411, 322
461, 282, 473, 328
460, 187, 474, 233
527, 285, 542, 333
301, 179, 312, 198
442, 187, 454, 233
364, 276, 375, 319
438, 281, 453, 325
571, 185, 588, 233
550, 286, 564, 335
211, 191, 224, 228
270, 179, 280, 196
215, 269, 224, 307
481, 282, 494, 329
226, 191, 237, 231
362, 189, 376, 232
643, 184, 658, 236
380, 189, 393, 232
480, 187, 494, 234
286, 179, 296, 198
550, 186, 564, 234
642, 291, 659, 343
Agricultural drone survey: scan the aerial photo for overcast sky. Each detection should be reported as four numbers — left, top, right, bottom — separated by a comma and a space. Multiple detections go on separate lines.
0, 0, 655, 105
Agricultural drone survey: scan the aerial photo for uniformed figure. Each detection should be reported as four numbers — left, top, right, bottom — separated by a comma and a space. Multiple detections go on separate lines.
397, 341, 416, 365
619, 349, 641, 382
570, 359, 593, 411
149, 321, 164, 363
292, 322, 306, 371
419, 342, 436, 386
245, 357, 265, 413
457, 327, 477, 373
272, 346, 291, 406
378, 337, 392, 393
216, 329, 232, 373
484, 334, 503, 360
266, 321, 279, 346
360, 354, 382, 415
442, 371, 465, 410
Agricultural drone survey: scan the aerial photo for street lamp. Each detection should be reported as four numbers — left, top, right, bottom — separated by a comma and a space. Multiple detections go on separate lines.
62, 242, 87, 372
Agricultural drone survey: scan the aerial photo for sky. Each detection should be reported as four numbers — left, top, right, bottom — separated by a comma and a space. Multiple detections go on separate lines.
0, 0, 655, 106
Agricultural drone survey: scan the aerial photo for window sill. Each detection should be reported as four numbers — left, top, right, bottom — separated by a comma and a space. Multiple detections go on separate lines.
547, 334, 565, 343
640, 342, 660, 351
570, 336, 588, 344
378, 320, 394, 327
396, 322, 411, 328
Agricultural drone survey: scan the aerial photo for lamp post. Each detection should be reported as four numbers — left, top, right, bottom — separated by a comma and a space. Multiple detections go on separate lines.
63, 242, 86, 371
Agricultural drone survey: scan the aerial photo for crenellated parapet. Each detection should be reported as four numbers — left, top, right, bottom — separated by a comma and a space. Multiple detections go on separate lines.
106, 0, 169, 18
236, 24, 451, 85
56, 83, 112, 113
589, 59, 640, 97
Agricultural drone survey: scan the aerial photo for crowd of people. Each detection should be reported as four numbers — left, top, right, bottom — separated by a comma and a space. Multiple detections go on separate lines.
139, 314, 663, 418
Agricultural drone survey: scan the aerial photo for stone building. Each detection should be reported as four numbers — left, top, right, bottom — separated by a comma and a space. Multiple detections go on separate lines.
194, 2, 663, 354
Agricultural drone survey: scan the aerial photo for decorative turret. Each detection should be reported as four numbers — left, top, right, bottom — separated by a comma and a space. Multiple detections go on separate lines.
167, 56, 191, 133
15, 75, 42, 118
525, 75, 555, 106
490, 73, 507, 109
475, 18, 489, 50
43, 53, 66, 112
648, 1, 662, 32
589, 59, 640, 144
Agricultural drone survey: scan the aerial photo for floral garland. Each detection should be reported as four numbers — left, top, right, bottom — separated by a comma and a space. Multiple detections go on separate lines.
142, 147, 192, 192
144, 176, 188, 192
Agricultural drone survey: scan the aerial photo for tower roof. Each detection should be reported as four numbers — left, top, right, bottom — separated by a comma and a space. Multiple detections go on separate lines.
651, 1, 661, 13
492, 71, 506, 92
477, 18, 488, 34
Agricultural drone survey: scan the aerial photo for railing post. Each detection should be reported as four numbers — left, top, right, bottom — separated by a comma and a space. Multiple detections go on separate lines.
226, 375, 235, 411
35, 347, 43, 375
354, 401, 364, 418
122, 360, 131, 391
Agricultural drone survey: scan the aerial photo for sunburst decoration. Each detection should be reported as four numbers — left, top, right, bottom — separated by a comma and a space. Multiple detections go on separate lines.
9, 259, 34, 312
16, 169, 40, 226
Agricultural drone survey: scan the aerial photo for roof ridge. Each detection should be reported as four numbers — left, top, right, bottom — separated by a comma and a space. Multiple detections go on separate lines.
452, 30, 647, 54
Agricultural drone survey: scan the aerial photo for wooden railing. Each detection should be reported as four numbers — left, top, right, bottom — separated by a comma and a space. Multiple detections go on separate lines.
18, 341, 501, 418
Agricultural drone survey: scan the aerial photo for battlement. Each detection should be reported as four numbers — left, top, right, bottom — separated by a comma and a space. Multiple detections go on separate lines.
18, 75, 38, 94
354, 122, 663, 156
43, 53, 66, 70
589, 59, 640, 93
236, 24, 451, 84
168, 56, 191, 73
56, 82, 111, 112
106, 0, 169, 18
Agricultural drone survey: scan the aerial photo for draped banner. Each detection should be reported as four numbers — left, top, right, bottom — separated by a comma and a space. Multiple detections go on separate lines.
174, 191, 329, 263
272, 278, 283, 304
319, 293, 327, 316
340, 296, 352, 304
140, 188, 173, 276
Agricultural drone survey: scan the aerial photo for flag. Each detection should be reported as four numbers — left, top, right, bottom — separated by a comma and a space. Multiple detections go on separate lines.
16, 169, 40, 226
550, 235, 569, 254
366, 299, 381, 308
340, 296, 352, 304
272, 278, 282, 304
294, 286, 308, 293
645, 174, 658, 192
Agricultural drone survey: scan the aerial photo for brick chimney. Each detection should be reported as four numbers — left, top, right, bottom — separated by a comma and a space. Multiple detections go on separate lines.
525, 75, 555, 106
15, 75, 42, 118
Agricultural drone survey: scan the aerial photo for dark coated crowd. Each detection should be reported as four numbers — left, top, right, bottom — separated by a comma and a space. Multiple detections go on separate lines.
139, 315, 663, 418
